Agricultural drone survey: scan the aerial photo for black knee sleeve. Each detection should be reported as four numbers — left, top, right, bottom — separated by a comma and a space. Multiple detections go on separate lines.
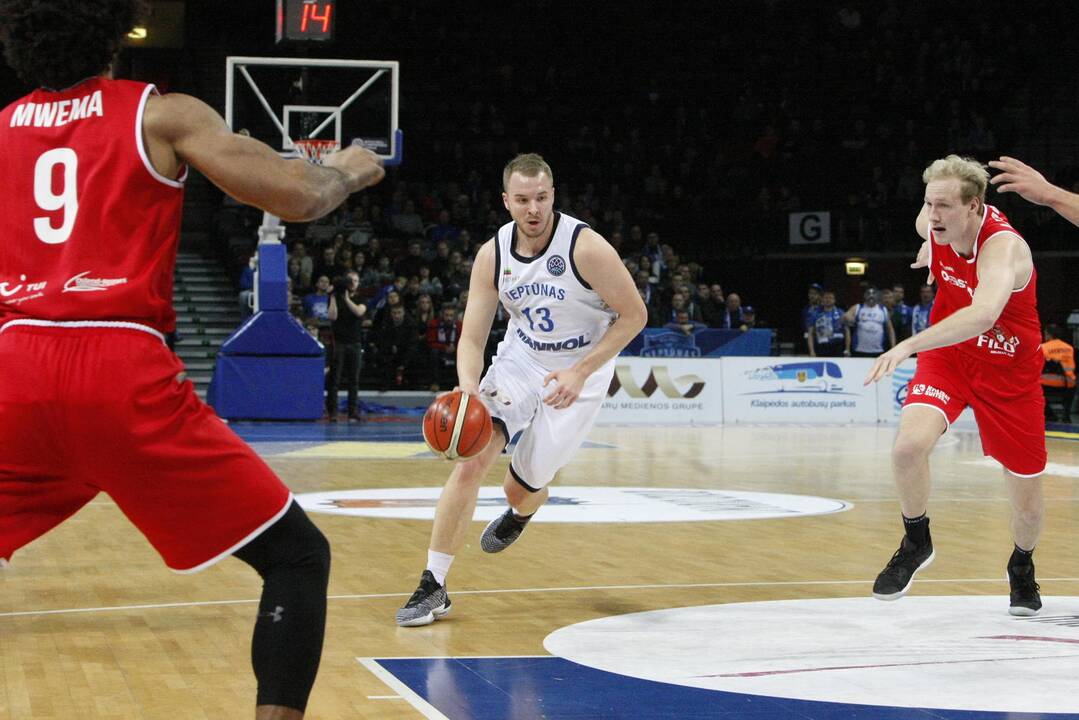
233, 501, 331, 711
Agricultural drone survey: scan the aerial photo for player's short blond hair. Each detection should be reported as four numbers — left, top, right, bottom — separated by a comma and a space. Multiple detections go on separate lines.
922, 155, 989, 203
502, 153, 554, 191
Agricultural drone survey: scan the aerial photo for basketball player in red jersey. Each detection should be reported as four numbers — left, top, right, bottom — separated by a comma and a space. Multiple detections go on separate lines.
0, 2, 383, 718
863, 155, 1045, 616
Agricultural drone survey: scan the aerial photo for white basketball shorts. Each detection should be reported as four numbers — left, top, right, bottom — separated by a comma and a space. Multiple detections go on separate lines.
477, 342, 614, 491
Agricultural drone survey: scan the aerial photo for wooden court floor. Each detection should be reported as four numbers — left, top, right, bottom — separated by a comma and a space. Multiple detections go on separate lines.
2, 423, 1078, 719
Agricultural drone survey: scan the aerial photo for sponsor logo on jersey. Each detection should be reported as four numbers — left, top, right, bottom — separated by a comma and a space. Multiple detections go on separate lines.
0, 274, 48, 305
547, 255, 566, 276
506, 282, 566, 302
909, 383, 951, 403
976, 325, 1020, 357
63, 271, 128, 293
9, 90, 104, 128
937, 266, 975, 299
0, 274, 47, 298
516, 326, 590, 352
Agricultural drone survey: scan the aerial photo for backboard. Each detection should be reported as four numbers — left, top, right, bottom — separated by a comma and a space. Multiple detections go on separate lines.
224, 56, 401, 165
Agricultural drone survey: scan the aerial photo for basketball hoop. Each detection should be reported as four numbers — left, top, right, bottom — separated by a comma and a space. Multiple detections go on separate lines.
293, 138, 339, 164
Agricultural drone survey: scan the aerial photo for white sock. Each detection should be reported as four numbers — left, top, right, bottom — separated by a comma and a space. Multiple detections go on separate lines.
426, 550, 454, 586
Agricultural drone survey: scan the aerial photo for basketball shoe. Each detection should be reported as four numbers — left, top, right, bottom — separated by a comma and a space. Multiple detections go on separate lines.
480, 508, 532, 553
1007, 562, 1042, 616
872, 535, 935, 600
395, 570, 451, 627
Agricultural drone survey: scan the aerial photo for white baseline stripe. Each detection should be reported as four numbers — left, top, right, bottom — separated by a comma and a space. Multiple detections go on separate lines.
4, 578, 1079, 619
358, 658, 449, 720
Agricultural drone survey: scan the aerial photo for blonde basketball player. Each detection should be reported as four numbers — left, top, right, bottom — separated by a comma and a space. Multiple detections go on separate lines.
396, 153, 647, 626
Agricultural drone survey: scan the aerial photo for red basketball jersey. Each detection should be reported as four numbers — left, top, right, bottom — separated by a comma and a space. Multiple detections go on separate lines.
928, 204, 1041, 365
0, 78, 186, 333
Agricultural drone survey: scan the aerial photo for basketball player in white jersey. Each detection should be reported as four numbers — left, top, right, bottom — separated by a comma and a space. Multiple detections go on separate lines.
396, 154, 647, 626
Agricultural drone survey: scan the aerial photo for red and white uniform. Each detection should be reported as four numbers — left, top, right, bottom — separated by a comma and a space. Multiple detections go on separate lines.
903, 204, 1046, 476
0, 78, 291, 571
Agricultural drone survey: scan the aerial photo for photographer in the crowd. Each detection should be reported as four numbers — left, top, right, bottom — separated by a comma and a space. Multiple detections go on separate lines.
327, 271, 367, 422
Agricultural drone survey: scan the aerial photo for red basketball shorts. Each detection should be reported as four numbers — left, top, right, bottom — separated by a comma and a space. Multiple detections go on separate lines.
902, 345, 1047, 477
0, 324, 292, 571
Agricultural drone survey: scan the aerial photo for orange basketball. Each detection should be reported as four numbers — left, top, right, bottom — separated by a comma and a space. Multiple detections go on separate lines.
422, 390, 493, 460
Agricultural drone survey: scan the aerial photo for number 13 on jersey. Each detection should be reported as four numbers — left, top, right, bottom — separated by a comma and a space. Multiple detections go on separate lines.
522, 306, 555, 332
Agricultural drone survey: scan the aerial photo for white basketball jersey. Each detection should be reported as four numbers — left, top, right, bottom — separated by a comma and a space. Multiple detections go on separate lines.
493, 212, 615, 370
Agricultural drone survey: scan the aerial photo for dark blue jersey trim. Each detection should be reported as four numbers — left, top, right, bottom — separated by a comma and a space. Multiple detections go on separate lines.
490, 415, 511, 446
568, 222, 593, 290
509, 462, 540, 493
510, 213, 561, 263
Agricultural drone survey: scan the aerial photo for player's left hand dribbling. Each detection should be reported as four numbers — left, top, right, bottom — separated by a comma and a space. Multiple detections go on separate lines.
542, 366, 587, 409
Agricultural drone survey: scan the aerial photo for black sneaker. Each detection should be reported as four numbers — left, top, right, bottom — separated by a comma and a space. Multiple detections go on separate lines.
1008, 563, 1042, 616
872, 536, 935, 600
480, 508, 530, 553
395, 570, 451, 627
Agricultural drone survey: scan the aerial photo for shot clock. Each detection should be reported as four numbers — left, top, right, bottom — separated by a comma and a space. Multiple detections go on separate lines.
276, 0, 335, 43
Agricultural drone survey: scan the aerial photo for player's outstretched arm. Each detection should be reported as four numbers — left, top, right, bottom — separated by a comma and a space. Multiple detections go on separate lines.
864, 234, 1022, 385
989, 156, 1079, 228
143, 93, 384, 221
456, 241, 500, 396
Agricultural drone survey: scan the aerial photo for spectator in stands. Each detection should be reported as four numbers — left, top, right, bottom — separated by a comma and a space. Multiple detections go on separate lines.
721, 292, 747, 329
669, 292, 703, 324
665, 309, 706, 336
697, 283, 725, 327
642, 231, 665, 278
442, 251, 469, 300
634, 270, 657, 307
327, 271, 367, 422
912, 283, 934, 335
417, 265, 443, 300
290, 242, 314, 288
428, 208, 459, 245
427, 303, 462, 390
411, 293, 436, 333
372, 304, 420, 389
375, 256, 394, 286
638, 254, 658, 284
346, 206, 373, 247
429, 240, 451, 280
456, 229, 477, 259
396, 240, 426, 279
890, 283, 913, 342
1041, 324, 1075, 424
808, 289, 848, 357
313, 245, 336, 281
391, 199, 425, 237
843, 287, 895, 357
354, 251, 379, 289
739, 306, 758, 331
801, 283, 822, 352
365, 236, 384, 268
332, 247, 355, 278
303, 275, 333, 326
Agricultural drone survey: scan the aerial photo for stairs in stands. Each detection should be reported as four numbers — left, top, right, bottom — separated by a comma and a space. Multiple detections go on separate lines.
173, 253, 238, 399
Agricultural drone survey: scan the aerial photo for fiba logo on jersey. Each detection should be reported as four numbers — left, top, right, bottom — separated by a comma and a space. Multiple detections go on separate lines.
546, 255, 566, 277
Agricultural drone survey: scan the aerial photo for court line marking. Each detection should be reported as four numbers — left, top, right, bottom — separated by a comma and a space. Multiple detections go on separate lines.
3, 578, 1079, 619
357, 658, 449, 720
699, 652, 1079, 678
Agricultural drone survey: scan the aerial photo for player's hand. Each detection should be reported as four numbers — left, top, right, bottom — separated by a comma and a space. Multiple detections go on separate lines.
988, 156, 1057, 206
542, 366, 588, 409
454, 383, 480, 397
323, 145, 386, 192
863, 343, 913, 386
910, 240, 934, 285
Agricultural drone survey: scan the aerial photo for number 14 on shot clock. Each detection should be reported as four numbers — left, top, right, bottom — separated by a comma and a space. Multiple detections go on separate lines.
276, 0, 335, 44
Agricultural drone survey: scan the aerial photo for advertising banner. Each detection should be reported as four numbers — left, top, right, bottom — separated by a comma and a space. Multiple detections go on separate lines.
597, 357, 723, 425
722, 357, 879, 423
